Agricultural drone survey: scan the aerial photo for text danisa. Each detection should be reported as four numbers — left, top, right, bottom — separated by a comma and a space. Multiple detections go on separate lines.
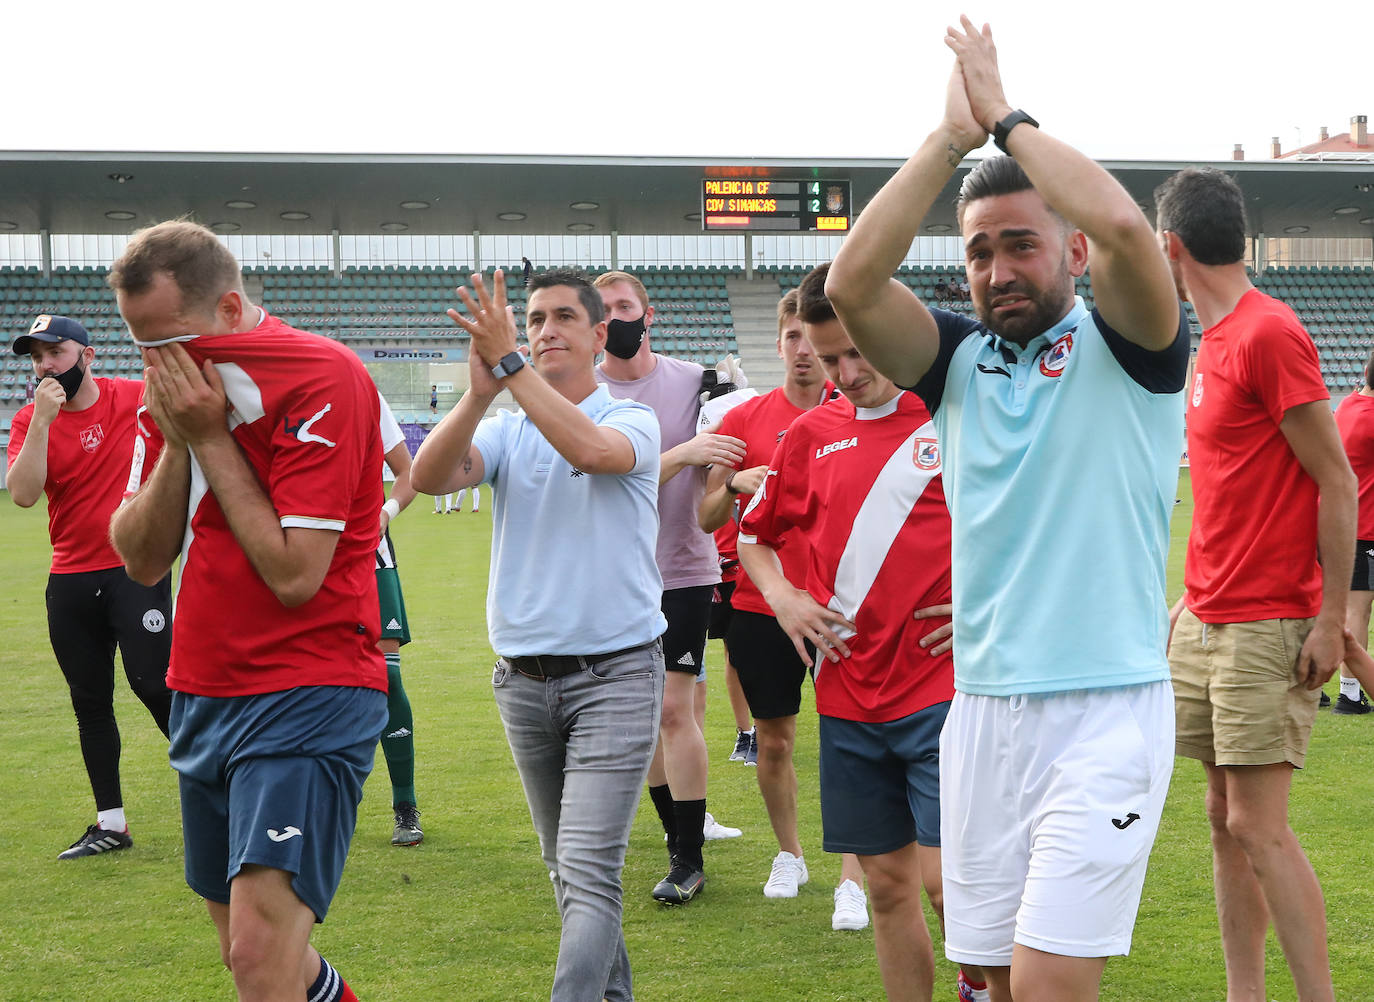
816, 437, 857, 459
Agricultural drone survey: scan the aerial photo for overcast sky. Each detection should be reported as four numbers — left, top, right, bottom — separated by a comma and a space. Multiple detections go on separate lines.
8, 1, 1368, 164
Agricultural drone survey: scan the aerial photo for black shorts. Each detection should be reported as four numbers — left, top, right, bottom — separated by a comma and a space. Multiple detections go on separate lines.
725, 609, 814, 719
707, 579, 737, 641
1353, 539, 1374, 591
662, 585, 714, 678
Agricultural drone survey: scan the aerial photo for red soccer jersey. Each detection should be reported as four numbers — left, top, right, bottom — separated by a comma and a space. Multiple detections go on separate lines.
1336, 391, 1374, 539
716, 383, 834, 615
135, 314, 386, 697
7, 377, 144, 573
739, 391, 954, 723
1185, 289, 1329, 621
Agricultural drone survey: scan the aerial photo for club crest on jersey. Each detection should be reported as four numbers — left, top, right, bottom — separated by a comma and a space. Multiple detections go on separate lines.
1192, 372, 1204, 407
1039, 332, 1073, 377
80, 423, 104, 452
816, 436, 857, 459
913, 437, 941, 471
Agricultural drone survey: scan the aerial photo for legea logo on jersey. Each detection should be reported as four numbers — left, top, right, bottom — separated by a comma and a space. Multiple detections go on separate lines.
913, 438, 941, 471
816, 436, 858, 459
1039, 331, 1073, 377
80, 423, 104, 452
1192, 373, 1204, 407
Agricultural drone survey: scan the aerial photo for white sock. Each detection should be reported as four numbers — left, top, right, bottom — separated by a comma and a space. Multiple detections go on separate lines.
1340, 675, 1362, 701
472, 487, 480, 512
97, 807, 127, 832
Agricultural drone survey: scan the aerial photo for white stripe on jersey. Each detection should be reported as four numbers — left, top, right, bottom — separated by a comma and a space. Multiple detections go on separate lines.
216, 362, 267, 431
826, 419, 941, 640
178, 453, 212, 615
281, 516, 347, 531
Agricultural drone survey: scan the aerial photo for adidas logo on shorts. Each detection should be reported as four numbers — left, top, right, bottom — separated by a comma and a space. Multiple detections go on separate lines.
677, 652, 695, 667
386, 618, 402, 630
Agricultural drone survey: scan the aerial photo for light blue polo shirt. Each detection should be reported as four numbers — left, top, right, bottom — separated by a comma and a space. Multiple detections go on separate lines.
472, 384, 667, 657
911, 297, 1188, 696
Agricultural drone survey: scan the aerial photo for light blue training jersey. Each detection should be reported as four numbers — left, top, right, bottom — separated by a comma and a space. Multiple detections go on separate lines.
472, 384, 667, 657
910, 297, 1189, 696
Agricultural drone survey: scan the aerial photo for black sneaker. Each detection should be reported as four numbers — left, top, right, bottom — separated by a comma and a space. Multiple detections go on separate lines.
652, 858, 706, 904
1333, 692, 1372, 715
58, 824, 132, 860
728, 729, 751, 763
392, 802, 423, 846
1319, 691, 1332, 708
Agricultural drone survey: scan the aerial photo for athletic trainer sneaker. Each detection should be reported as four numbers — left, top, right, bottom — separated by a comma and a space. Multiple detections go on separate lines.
652, 858, 706, 904
831, 879, 869, 930
58, 824, 132, 860
957, 969, 992, 1001
703, 811, 742, 840
1334, 692, 1372, 715
744, 729, 759, 767
1319, 690, 1332, 708
763, 850, 809, 898
392, 802, 423, 846
729, 729, 752, 762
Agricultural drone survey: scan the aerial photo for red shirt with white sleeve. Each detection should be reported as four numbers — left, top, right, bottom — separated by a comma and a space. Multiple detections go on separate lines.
739, 391, 953, 723
133, 313, 386, 697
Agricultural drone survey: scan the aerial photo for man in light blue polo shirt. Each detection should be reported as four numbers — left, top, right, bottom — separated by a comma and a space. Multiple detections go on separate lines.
826, 20, 1188, 1002
412, 268, 665, 1002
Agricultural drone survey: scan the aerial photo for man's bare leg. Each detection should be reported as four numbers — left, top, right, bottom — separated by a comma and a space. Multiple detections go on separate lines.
858, 842, 934, 1002
1008, 945, 1107, 1002
206, 865, 318, 1002
660, 670, 708, 800
1203, 762, 1270, 1002
754, 714, 802, 855
1214, 762, 1334, 1002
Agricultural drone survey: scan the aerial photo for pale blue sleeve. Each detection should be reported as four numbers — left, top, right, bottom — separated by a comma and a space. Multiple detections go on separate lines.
600, 401, 662, 477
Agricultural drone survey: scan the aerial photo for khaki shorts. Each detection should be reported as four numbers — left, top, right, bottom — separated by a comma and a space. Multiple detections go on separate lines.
1169, 608, 1320, 767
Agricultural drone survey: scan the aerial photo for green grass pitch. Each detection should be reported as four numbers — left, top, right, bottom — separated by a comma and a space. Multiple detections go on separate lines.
0, 470, 1371, 1000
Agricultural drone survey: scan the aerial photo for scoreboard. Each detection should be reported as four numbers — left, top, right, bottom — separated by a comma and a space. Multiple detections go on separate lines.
700, 178, 851, 232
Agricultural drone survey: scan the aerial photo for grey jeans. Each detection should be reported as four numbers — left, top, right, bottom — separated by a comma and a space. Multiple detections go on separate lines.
493, 641, 664, 1002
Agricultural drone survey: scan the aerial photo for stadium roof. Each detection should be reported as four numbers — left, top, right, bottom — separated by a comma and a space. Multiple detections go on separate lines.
2, 151, 1373, 241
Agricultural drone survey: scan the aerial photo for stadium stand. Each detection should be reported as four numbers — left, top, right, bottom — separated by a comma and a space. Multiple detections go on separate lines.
0, 264, 741, 408
4, 262, 1373, 411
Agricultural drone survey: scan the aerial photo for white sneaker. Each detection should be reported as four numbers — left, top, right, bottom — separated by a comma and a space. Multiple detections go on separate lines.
831, 879, 869, 931
703, 812, 742, 840
763, 850, 809, 898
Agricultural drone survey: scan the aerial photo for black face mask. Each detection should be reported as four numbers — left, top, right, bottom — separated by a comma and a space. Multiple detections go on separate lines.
604, 314, 647, 360
48, 352, 87, 401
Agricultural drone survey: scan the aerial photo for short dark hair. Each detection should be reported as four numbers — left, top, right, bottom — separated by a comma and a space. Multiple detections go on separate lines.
797, 262, 836, 325
956, 155, 1035, 228
1365, 348, 1374, 391
776, 288, 800, 334
1154, 167, 1247, 266
108, 219, 244, 315
528, 267, 604, 324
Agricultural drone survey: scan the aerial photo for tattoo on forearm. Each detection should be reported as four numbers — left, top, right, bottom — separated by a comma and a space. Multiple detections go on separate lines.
946, 144, 963, 168
462, 456, 473, 474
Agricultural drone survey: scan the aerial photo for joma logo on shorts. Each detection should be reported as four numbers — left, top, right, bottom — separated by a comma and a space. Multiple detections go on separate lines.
816, 437, 857, 459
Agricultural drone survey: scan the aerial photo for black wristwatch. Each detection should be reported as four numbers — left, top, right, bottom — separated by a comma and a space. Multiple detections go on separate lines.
490, 351, 526, 380
993, 109, 1039, 154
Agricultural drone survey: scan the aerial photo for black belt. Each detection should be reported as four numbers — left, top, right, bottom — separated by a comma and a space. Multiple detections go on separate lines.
504, 641, 654, 681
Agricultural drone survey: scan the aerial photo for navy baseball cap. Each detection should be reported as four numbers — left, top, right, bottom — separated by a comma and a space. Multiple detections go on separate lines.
12, 314, 91, 355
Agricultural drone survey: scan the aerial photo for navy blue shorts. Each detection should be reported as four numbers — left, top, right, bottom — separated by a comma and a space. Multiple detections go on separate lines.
818, 701, 951, 855
169, 685, 387, 921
